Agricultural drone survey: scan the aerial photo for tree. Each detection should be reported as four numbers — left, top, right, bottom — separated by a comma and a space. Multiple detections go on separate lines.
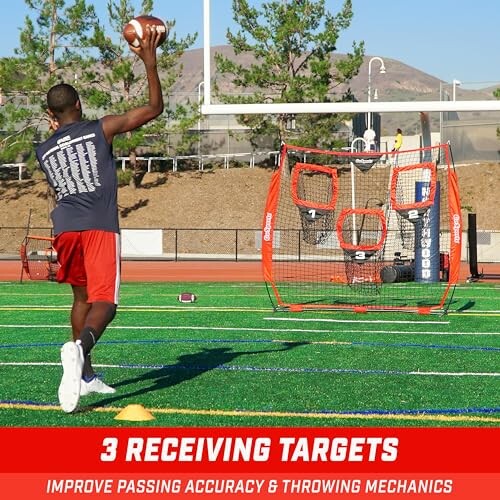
0, 0, 100, 166
0, 0, 198, 188
215, 0, 364, 150
82, 0, 198, 187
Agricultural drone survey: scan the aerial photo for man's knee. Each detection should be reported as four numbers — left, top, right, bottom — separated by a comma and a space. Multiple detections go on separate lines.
95, 301, 117, 323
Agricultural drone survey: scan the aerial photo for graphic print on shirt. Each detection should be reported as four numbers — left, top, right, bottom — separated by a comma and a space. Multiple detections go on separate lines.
41, 132, 102, 200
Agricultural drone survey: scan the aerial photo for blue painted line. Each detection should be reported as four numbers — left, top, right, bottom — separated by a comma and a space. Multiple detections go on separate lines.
351, 340, 500, 352
1, 399, 498, 417
0, 337, 498, 352
0, 399, 55, 407
0, 342, 62, 349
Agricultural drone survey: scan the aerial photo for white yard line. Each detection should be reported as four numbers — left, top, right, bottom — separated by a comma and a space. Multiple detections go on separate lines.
1, 361, 498, 377
264, 317, 449, 325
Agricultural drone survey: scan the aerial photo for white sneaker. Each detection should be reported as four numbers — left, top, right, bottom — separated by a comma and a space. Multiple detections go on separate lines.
81, 377, 116, 396
58, 341, 84, 413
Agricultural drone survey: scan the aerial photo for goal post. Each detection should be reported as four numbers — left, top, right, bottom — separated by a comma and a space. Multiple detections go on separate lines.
201, 0, 500, 117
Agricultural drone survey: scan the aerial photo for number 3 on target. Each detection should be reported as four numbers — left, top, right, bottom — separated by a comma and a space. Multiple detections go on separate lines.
101, 437, 118, 461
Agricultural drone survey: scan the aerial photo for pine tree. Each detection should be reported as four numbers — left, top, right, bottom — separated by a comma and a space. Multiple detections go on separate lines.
0, 0, 100, 165
82, 0, 197, 187
0, 0, 197, 188
215, 0, 365, 149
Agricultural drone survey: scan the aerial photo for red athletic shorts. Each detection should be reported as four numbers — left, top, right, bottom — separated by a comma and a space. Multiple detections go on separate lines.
53, 230, 121, 304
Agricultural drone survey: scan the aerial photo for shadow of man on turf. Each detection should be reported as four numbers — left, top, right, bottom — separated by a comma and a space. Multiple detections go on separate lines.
88, 341, 308, 409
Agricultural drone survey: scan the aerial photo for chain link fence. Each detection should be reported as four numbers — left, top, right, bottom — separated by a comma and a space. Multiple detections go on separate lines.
1, 226, 498, 262
440, 81, 500, 163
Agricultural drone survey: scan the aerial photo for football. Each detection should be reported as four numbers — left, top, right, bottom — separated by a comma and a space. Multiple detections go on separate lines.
178, 292, 197, 303
123, 15, 167, 47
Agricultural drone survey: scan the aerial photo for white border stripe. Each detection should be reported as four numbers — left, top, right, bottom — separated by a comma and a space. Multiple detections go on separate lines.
1, 361, 498, 377
264, 317, 448, 325
115, 232, 121, 304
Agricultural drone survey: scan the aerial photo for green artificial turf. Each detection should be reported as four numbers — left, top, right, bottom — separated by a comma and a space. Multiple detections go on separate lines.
0, 280, 498, 427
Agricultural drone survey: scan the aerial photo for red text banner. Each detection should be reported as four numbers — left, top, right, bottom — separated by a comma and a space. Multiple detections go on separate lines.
1, 427, 498, 499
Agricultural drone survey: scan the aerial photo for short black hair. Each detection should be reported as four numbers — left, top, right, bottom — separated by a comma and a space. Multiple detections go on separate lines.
47, 83, 79, 115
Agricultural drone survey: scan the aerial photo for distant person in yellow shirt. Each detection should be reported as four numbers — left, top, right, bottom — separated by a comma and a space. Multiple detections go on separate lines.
392, 128, 403, 165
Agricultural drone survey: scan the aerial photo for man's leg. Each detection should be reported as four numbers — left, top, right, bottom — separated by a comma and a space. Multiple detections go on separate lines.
78, 230, 120, 396
71, 285, 116, 380
71, 285, 93, 379
53, 232, 87, 412
77, 301, 117, 355
77, 300, 117, 395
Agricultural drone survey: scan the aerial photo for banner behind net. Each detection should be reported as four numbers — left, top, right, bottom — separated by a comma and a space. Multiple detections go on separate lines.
262, 143, 462, 313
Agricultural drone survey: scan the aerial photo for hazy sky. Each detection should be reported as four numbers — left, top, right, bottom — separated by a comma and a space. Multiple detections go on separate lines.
1, 0, 499, 88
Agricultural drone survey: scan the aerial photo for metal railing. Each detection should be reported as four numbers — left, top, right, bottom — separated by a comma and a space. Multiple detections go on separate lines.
116, 151, 280, 173
0, 163, 27, 180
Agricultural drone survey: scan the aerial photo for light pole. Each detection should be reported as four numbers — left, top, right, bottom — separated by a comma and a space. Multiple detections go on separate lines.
367, 57, 386, 131
440, 83, 452, 144
197, 81, 204, 170
452, 79, 461, 101
439, 81, 443, 143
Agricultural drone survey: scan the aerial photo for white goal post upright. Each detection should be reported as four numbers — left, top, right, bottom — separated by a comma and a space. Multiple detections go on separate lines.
203, 0, 212, 107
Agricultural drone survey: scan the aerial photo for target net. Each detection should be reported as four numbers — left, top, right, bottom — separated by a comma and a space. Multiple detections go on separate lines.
20, 235, 59, 281
262, 143, 462, 313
